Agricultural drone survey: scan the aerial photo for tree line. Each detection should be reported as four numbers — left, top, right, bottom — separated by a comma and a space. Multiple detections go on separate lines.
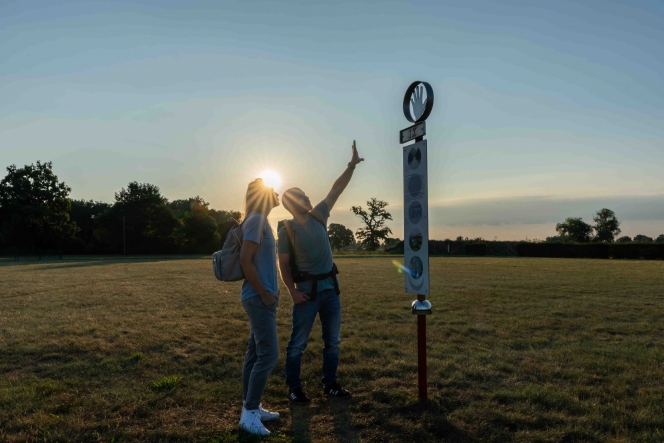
549, 209, 664, 244
0, 161, 241, 254
0, 162, 396, 255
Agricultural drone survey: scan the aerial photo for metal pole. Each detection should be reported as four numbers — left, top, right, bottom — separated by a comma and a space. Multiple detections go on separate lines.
414, 134, 428, 402
417, 296, 427, 401
123, 216, 126, 255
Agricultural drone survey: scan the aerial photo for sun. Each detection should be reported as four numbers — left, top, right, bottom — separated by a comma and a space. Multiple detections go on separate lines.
260, 170, 281, 190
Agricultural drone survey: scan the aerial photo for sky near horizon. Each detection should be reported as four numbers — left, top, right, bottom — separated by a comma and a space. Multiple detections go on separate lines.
1, 0, 663, 240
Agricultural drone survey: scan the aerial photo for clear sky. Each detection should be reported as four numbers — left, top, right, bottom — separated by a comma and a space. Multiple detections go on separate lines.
2, 0, 663, 240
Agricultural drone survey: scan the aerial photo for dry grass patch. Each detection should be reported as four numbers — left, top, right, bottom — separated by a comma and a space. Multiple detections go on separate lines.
1, 257, 663, 442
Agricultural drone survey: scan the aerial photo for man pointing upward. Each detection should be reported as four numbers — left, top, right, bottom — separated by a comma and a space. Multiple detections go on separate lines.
278, 140, 364, 403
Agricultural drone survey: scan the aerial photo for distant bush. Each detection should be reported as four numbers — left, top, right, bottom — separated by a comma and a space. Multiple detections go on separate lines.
517, 243, 664, 260
465, 244, 487, 256
611, 244, 664, 260
633, 234, 654, 244
386, 240, 516, 256
517, 243, 610, 259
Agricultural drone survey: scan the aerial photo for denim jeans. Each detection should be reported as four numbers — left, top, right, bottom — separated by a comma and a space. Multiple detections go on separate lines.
285, 288, 341, 390
242, 295, 280, 410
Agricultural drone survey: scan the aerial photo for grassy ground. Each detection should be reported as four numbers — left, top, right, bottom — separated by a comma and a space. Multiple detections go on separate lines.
1, 257, 663, 442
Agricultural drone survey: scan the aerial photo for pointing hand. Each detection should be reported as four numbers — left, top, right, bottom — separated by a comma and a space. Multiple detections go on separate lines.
350, 140, 364, 166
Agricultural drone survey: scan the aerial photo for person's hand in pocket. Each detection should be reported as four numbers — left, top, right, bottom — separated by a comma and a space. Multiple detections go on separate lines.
259, 291, 278, 307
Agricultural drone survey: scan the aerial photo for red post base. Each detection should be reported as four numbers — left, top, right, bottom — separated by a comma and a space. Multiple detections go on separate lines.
417, 294, 427, 402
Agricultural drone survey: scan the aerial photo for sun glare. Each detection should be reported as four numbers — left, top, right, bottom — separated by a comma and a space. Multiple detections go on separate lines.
260, 170, 281, 190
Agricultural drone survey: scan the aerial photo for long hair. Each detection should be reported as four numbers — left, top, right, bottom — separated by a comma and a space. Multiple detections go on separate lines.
243, 178, 276, 218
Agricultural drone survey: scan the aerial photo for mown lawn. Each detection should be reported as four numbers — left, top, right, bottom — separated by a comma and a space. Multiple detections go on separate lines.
1, 256, 663, 442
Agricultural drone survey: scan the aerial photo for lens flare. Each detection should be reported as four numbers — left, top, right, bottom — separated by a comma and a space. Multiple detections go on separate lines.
260, 170, 281, 190
392, 260, 408, 275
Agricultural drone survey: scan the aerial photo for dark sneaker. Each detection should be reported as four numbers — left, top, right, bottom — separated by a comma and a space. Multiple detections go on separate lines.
289, 387, 311, 404
324, 382, 351, 398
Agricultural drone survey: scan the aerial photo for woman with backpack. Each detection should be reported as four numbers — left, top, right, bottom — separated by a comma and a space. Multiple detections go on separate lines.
237, 178, 281, 436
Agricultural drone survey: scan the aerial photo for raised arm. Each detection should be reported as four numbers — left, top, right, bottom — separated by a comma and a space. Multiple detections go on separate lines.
324, 140, 364, 211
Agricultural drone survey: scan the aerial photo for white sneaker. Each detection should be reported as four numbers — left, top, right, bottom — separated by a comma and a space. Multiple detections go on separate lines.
243, 402, 280, 422
257, 403, 279, 421
238, 407, 270, 436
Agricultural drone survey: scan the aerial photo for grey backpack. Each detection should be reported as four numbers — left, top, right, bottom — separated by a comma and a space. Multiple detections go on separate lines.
212, 218, 245, 281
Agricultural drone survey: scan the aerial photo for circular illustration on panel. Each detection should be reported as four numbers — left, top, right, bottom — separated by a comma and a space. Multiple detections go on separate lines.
408, 147, 421, 170
408, 174, 422, 198
409, 229, 423, 252
408, 201, 422, 224
409, 256, 424, 279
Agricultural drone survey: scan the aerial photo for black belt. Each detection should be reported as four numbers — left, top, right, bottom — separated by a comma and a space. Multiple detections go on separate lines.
293, 263, 340, 301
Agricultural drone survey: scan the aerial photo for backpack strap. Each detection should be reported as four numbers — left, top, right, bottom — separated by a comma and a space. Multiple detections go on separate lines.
282, 220, 303, 282
241, 214, 268, 245
309, 210, 326, 229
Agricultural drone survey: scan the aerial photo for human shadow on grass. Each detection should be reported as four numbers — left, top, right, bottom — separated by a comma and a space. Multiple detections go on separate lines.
325, 397, 361, 443
289, 402, 313, 443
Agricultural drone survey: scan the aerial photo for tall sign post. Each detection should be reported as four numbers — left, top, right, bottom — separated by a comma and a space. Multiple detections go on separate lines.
400, 81, 434, 402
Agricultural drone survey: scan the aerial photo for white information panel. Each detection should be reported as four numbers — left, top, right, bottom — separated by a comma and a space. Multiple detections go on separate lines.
403, 140, 429, 295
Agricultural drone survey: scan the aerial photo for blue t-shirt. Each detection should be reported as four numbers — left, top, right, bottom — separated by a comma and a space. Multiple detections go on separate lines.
241, 213, 279, 301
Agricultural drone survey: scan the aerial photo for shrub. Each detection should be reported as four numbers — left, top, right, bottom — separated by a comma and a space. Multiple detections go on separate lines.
465, 244, 487, 256
611, 244, 664, 260
517, 243, 609, 259
517, 243, 664, 260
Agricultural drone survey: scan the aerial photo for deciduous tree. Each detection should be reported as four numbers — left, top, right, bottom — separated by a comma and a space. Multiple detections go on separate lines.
97, 182, 179, 253
555, 217, 593, 243
68, 199, 112, 253
209, 209, 242, 244
351, 198, 392, 251
592, 208, 621, 242
169, 197, 221, 253
328, 223, 355, 251
0, 161, 78, 251
633, 234, 653, 244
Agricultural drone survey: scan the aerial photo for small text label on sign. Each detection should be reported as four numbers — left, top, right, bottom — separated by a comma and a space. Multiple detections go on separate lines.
400, 121, 426, 144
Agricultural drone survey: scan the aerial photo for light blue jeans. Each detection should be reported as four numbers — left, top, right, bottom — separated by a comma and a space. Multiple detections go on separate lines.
285, 288, 341, 390
242, 295, 280, 410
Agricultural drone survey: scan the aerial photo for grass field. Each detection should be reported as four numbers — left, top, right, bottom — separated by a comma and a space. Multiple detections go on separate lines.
1, 256, 663, 442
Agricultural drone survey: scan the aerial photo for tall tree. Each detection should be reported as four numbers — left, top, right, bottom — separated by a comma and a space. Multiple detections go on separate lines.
592, 208, 621, 242
0, 161, 78, 251
328, 223, 355, 251
351, 198, 393, 251
209, 209, 242, 244
555, 217, 593, 243
96, 182, 179, 254
633, 234, 653, 244
169, 197, 221, 253
68, 199, 112, 253
656, 234, 664, 244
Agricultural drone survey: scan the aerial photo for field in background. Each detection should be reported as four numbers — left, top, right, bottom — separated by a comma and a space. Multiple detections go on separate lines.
1, 257, 663, 442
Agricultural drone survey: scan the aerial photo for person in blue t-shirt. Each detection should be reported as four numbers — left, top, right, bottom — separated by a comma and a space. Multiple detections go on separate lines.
237, 178, 281, 437
278, 141, 364, 404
